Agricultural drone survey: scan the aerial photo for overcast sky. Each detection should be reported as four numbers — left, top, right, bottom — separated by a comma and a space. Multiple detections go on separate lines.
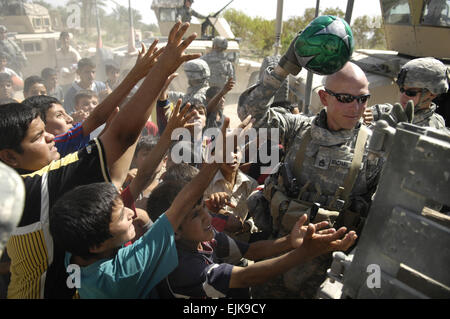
44, 0, 382, 25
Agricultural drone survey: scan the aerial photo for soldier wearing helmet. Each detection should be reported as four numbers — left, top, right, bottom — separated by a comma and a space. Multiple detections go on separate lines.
368, 57, 449, 130
169, 59, 210, 106
201, 36, 235, 89
0, 25, 28, 76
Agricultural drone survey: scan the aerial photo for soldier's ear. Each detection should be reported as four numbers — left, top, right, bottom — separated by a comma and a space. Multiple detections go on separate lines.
318, 89, 329, 106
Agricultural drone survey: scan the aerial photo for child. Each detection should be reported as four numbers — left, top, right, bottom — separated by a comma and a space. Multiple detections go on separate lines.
23, 75, 47, 99
49, 110, 226, 298
146, 179, 357, 299
72, 89, 99, 122
0, 73, 14, 101
0, 22, 201, 299
203, 143, 258, 241
104, 59, 121, 90
63, 58, 108, 114
41, 67, 64, 102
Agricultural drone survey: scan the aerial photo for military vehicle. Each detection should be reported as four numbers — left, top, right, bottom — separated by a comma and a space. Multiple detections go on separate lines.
0, 1, 61, 78
317, 121, 450, 299
286, 0, 450, 116
112, 0, 261, 103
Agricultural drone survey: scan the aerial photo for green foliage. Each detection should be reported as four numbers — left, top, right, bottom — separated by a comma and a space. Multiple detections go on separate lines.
224, 7, 385, 59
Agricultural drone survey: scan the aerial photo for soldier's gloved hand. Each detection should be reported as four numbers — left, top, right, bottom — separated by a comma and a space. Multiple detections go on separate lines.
379, 100, 414, 127
279, 32, 303, 76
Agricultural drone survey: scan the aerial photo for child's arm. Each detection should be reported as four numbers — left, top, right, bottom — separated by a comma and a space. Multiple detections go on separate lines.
206, 77, 235, 114
128, 98, 194, 201
82, 41, 162, 136
228, 215, 357, 288
99, 22, 201, 173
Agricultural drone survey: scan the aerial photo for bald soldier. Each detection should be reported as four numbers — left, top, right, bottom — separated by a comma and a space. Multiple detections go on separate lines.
238, 52, 387, 297
366, 57, 449, 130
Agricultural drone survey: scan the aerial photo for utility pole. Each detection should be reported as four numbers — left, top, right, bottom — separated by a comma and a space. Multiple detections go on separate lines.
304, 0, 320, 115
128, 0, 137, 54
274, 0, 284, 56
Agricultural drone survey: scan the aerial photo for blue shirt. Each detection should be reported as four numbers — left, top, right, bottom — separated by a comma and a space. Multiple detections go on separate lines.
54, 122, 91, 157
65, 214, 178, 299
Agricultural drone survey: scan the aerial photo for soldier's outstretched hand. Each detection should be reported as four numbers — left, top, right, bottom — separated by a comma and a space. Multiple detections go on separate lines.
379, 100, 414, 127
290, 214, 357, 257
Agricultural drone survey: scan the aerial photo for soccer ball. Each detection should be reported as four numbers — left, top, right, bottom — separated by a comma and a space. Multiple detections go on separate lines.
295, 15, 354, 75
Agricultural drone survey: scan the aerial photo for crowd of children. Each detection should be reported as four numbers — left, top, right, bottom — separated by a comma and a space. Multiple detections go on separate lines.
0, 22, 356, 299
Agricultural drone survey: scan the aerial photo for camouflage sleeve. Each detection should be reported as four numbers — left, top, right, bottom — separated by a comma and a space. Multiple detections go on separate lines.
168, 91, 185, 104
229, 62, 235, 81
237, 67, 310, 147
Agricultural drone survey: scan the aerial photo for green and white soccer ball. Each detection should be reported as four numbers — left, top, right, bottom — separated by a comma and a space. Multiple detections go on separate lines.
295, 15, 354, 75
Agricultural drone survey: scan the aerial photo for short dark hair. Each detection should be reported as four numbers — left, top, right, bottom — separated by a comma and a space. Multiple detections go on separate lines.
41, 67, 57, 80
74, 89, 98, 106
49, 182, 120, 259
59, 31, 70, 39
22, 95, 61, 123
161, 163, 199, 183
0, 102, 39, 153
136, 135, 159, 155
77, 58, 96, 70
23, 75, 44, 94
146, 181, 187, 222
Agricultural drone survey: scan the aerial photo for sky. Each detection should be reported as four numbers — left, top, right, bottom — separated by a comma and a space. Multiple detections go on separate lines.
44, 0, 382, 25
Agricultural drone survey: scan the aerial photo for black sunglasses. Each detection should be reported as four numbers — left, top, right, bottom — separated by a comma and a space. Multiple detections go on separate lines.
399, 87, 426, 97
325, 88, 371, 104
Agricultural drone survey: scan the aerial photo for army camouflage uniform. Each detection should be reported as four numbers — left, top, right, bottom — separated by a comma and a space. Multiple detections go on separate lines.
0, 38, 27, 75
371, 102, 446, 129
201, 50, 235, 89
371, 57, 449, 130
169, 59, 210, 106
176, 6, 207, 23
238, 66, 384, 298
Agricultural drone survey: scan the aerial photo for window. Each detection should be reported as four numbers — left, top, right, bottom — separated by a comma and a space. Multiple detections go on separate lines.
34, 18, 42, 27
159, 8, 176, 22
421, 0, 450, 26
381, 0, 411, 24
23, 42, 43, 53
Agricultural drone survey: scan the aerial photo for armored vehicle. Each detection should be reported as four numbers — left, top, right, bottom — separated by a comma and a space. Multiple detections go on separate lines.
112, 0, 261, 102
0, 1, 61, 78
288, 0, 450, 116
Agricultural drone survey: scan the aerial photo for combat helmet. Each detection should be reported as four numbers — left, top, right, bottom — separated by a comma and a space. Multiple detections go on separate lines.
213, 36, 228, 50
184, 59, 210, 81
396, 57, 449, 95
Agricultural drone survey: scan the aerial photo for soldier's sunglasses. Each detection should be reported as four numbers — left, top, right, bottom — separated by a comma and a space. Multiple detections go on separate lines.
399, 87, 426, 97
324, 88, 371, 104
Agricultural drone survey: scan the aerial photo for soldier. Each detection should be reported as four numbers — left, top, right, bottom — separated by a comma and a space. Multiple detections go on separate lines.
201, 36, 235, 89
238, 39, 388, 298
176, 0, 207, 23
169, 58, 210, 106
366, 57, 449, 130
0, 25, 27, 76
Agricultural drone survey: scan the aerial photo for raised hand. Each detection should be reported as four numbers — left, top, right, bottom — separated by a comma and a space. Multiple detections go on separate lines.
131, 40, 164, 80
156, 21, 202, 76
158, 73, 178, 101
165, 98, 196, 134
205, 192, 236, 213
290, 214, 357, 256
221, 77, 235, 96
